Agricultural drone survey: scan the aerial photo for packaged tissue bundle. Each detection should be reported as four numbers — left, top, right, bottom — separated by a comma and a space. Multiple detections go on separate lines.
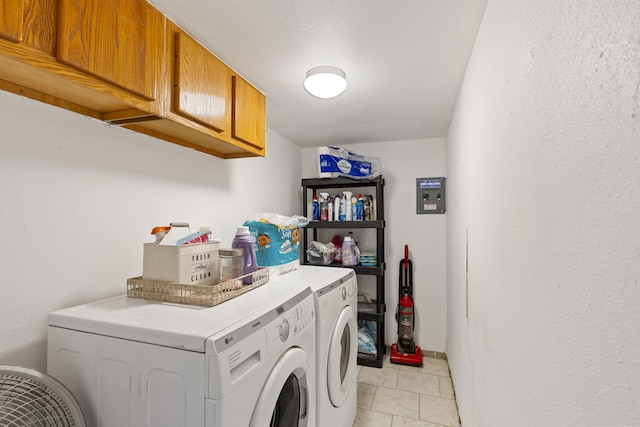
243, 213, 309, 276
318, 146, 383, 180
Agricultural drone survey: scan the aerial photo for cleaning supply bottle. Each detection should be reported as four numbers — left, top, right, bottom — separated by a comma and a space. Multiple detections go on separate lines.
151, 226, 171, 244
341, 235, 360, 266
320, 192, 329, 221
356, 194, 364, 221
344, 191, 353, 221
328, 196, 334, 221
339, 194, 346, 221
232, 226, 258, 284
334, 194, 340, 221
351, 196, 357, 221
364, 195, 371, 221
312, 195, 319, 221
199, 227, 213, 241
370, 195, 376, 220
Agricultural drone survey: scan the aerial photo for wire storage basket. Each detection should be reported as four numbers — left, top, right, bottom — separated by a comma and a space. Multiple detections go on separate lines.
127, 267, 269, 307
0, 365, 86, 427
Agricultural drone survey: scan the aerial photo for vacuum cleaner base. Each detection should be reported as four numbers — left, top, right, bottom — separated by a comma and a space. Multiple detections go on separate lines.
390, 343, 423, 367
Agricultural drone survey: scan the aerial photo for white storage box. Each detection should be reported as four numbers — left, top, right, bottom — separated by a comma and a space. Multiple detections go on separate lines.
143, 242, 220, 285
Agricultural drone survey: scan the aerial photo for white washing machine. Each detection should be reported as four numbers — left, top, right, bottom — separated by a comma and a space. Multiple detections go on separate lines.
289, 266, 359, 427
47, 278, 316, 427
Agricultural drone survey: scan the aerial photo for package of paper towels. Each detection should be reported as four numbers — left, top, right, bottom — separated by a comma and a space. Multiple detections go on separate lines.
243, 213, 309, 276
317, 146, 383, 180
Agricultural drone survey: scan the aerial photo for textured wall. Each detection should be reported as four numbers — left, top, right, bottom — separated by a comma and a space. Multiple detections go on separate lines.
0, 90, 302, 372
447, 0, 640, 425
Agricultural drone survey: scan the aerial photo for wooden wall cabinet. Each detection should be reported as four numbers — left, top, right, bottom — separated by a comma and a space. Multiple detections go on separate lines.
0, 0, 56, 53
174, 31, 230, 132
232, 74, 266, 150
0, 0, 266, 159
126, 23, 265, 158
0, 0, 27, 43
160, 27, 265, 156
57, 0, 164, 101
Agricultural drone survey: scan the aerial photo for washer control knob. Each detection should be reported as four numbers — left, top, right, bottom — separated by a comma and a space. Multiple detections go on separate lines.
279, 319, 290, 342
341, 287, 347, 301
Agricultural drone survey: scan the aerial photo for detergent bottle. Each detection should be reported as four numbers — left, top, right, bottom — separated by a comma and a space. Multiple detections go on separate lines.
341, 235, 360, 266
232, 226, 258, 284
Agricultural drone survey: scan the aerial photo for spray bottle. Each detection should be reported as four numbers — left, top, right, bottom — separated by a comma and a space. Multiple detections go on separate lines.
344, 191, 353, 221
319, 192, 329, 221
334, 194, 340, 222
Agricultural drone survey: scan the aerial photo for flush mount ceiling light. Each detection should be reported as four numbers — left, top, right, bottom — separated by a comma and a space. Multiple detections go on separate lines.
304, 66, 347, 99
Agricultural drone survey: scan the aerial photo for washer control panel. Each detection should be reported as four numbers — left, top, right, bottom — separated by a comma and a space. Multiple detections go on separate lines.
214, 288, 314, 353
269, 294, 314, 349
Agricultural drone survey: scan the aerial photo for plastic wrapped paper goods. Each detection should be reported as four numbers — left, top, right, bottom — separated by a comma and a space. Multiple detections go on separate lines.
317, 146, 383, 180
306, 241, 337, 265
243, 213, 309, 276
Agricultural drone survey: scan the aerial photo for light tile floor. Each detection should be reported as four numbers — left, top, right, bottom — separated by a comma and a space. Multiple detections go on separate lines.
354, 354, 460, 427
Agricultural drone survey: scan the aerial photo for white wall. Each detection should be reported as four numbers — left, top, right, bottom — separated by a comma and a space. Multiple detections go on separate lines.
0, 90, 302, 372
447, 0, 640, 425
303, 140, 447, 353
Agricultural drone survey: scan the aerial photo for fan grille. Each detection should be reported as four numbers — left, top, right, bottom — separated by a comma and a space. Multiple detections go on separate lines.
0, 372, 80, 427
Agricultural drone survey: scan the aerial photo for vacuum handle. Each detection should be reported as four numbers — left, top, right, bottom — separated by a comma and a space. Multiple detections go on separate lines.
399, 246, 414, 299
404, 245, 409, 267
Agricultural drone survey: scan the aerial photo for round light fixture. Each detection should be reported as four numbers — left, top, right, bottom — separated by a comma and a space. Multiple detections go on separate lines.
304, 66, 347, 99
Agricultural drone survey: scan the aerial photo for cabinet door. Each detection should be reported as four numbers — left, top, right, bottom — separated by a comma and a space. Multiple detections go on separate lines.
174, 31, 230, 133
1, 0, 56, 53
0, 0, 25, 42
57, 0, 163, 100
232, 74, 266, 149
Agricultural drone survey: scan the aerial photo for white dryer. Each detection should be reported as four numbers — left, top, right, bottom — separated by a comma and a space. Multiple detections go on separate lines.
292, 266, 359, 427
47, 278, 316, 427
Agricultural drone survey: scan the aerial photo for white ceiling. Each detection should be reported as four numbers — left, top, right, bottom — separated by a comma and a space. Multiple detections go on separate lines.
149, 0, 488, 147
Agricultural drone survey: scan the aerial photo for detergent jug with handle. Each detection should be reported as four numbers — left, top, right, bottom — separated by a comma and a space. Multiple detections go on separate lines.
341, 235, 360, 266
232, 226, 258, 284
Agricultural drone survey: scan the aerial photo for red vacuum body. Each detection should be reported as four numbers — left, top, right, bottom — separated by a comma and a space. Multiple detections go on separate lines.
390, 245, 423, 367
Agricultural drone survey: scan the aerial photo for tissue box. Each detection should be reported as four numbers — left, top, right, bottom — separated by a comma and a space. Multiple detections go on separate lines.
244, 220, 300, 276
143, 242, 220, 285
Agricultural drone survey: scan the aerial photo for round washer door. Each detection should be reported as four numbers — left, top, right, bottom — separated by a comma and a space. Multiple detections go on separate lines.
250, 348, 313, 427
327, 305, 357, 407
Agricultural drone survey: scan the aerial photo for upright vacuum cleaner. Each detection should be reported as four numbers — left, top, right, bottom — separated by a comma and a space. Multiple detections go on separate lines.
390, 245, 423, 367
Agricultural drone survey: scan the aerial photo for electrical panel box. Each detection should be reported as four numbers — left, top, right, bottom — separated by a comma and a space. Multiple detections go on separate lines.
416, 177, 446, 214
